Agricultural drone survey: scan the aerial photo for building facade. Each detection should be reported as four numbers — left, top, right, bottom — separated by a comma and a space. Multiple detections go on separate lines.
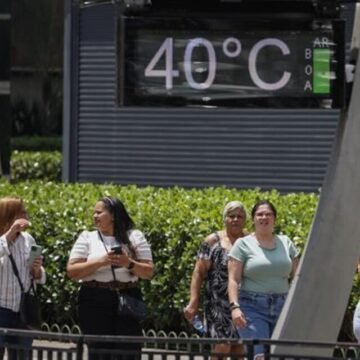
63, 1, 354, 193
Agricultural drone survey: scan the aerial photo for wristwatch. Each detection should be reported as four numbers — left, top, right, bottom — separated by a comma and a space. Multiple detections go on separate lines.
127, 260, 135, 270
230, 302, 240, 311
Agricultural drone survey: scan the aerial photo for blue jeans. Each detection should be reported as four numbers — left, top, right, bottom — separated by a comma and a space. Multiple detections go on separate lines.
0, 307, 32, 360
237, 290, 287, 358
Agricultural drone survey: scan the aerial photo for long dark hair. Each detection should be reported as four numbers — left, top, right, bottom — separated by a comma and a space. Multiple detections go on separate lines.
100, 196, 136, 255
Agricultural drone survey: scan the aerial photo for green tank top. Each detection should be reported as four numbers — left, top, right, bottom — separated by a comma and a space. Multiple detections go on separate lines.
229, 234, 299, 294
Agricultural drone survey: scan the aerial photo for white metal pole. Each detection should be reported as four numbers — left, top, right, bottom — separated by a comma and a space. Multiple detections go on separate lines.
272, 5, 360, 356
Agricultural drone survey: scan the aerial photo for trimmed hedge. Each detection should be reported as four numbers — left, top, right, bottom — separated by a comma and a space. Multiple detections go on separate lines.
0, 180, 322, 331
4, 151, 359, 339
10, 151, 62, 182
11, 136, 62, 152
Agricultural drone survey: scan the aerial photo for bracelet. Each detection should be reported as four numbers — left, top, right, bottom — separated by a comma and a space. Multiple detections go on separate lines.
229, 302, 240, 311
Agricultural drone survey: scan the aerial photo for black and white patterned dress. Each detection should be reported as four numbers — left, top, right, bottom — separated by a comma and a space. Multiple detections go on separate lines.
197, 233, 238, 339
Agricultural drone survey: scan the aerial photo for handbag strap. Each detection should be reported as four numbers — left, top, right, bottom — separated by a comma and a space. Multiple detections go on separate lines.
98, 230, 118, 282
8, 252, 25, 293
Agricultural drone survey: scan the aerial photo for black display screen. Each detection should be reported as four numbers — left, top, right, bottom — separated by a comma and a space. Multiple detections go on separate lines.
118, 15, 345, 108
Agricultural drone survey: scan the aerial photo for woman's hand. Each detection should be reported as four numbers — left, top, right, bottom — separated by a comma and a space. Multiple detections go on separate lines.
30, 256, 44, 279
184, 302, 198, 322
108, 252, 132, 268
5, 218, 30, 242
231, 307, 247, 328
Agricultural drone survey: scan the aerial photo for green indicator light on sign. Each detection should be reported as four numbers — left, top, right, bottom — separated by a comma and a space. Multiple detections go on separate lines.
313, 48, 331, 94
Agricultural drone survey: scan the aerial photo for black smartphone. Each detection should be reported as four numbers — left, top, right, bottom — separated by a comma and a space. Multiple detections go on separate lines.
111, 245, 123, 254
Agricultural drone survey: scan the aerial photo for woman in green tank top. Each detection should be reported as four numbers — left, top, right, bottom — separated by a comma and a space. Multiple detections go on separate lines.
228, 200, 299, 359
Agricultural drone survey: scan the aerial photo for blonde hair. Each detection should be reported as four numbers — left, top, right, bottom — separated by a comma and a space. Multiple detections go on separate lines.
0, 197, 24, 235
222, 201, 247, 222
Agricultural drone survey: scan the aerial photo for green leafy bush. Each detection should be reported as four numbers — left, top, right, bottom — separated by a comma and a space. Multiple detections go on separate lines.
10, 151, 62, 182
11, 136, 62, 151
0, 180, 324, 332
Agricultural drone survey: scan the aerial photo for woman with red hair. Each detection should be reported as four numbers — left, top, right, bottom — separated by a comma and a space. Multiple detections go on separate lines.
0, 196, 45, 360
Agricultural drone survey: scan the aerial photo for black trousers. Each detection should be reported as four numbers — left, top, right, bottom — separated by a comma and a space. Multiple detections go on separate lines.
0, 307, 32, 360
78, 286, 143, 360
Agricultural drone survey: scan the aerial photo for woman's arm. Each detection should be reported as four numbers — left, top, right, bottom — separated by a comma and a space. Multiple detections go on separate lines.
123, 229, 154, 279
67, 255, 110, 280
228, 257, 247, 328
290, 256, 299, 280
184, 259, 210, 322
0, 219, 30, 255
126, 258, 154, 279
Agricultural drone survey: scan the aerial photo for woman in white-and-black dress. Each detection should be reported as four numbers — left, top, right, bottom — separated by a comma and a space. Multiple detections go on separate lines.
184, 201, 247, 358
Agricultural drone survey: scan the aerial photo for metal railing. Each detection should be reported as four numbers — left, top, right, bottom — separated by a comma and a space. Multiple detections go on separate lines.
1, 327, 360, 360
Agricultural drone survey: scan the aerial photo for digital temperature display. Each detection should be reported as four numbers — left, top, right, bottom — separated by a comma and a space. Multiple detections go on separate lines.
118, 16, 345, 108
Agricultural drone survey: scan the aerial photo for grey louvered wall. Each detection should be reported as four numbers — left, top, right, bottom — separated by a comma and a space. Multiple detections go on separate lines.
64, 2, 348, 193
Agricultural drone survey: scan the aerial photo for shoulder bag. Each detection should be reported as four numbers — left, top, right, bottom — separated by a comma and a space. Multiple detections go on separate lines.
98, 231, 147, 322
8, 252, 42, 330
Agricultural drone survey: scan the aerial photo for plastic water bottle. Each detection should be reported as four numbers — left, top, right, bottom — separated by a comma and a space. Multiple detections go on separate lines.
192, 315, 205, 336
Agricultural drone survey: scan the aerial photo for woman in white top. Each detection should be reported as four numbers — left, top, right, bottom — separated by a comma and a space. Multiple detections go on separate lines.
353, 259, 360, 342
0, 196, 45, 360
67, 196, 154, 360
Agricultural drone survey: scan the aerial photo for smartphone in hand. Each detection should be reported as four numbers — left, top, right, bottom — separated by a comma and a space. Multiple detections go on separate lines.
111, 245, 123, 268
29, 245, 42, 266
111, 245, 123, 254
